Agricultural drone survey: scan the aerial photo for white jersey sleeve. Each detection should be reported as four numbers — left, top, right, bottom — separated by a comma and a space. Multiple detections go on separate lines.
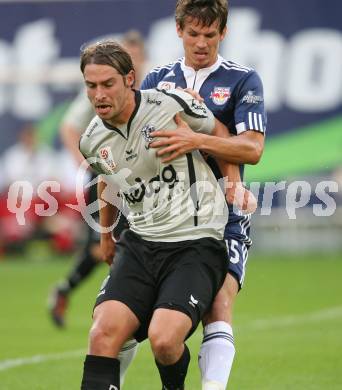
159, 88, 215, 135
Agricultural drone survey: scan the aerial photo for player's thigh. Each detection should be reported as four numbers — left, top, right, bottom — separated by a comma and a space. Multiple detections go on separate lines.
94, 230, 156, 337
92, 300, 140, 341
155, 238, 227, 335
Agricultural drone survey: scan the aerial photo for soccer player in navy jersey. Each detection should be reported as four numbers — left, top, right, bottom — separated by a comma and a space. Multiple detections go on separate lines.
141, 1, 266, 389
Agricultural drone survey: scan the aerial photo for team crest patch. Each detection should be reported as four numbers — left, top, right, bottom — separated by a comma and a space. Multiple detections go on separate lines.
210, 87, 231, 105
141, 124, 155, 149
157, 81, 176, 91
99, 146, 116, 172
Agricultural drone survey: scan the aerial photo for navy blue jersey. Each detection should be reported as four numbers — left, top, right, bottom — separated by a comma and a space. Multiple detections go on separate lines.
141, 56, 266, 231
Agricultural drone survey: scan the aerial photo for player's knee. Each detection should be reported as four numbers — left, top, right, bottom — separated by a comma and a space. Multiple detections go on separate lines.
149, 328, 178, 360
89, 320, 120, 353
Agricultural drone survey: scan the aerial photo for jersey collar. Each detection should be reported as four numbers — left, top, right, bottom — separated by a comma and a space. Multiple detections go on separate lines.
180, 55, 223, 90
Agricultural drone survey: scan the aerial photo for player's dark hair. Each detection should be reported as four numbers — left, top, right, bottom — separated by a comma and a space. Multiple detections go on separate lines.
175, 0, 228, 33
80, 39, 134, 76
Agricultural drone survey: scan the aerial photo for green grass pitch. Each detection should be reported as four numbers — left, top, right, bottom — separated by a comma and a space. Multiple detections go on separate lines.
0, 250, 341, 389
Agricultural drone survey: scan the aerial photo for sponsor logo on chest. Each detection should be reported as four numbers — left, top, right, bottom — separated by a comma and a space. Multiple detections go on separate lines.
210, 86, 231, 105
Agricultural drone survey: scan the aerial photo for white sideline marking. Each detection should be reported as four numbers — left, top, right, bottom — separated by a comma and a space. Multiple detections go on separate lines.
1, 306, 342, 372
243, 306, 342, 331
0, 349, 85, 372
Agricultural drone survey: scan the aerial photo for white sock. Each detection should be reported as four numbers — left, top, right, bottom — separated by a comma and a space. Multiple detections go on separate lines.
118, 339, 139, 387
199, 321, 235, 390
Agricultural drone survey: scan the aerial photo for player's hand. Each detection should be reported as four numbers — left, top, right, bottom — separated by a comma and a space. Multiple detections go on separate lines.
178, 87, 204, 103
226, 183, 258, 214
100, 233, 116, 266
150, 113, 202, 162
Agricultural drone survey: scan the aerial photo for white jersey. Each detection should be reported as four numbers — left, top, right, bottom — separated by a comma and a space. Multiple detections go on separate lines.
80, 88, 227, 242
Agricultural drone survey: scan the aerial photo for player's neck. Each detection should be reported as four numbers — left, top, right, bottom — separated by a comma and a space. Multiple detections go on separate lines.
184, 55, 219, 72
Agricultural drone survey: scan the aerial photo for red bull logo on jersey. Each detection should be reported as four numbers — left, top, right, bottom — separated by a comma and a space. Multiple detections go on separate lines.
210, 87, 231, 105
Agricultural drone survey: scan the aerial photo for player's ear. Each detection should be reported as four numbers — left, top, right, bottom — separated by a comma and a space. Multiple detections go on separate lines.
176, 23, 183, 38
220, 26, 227, 41
125, 70, 135, 88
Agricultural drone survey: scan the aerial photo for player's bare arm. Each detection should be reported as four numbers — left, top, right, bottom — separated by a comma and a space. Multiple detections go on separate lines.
97, 177, 118, 265
217, 160, 257, 214
150, 116, 264, 165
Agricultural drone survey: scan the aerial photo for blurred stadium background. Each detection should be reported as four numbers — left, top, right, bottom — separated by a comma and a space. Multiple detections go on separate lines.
0, 0, 341, 389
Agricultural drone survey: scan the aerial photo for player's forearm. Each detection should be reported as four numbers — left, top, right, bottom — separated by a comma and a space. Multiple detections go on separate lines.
216, 159, 241, 199
97, 179, 118, 237
217, 160, 241, 183
196, 132, 263, 164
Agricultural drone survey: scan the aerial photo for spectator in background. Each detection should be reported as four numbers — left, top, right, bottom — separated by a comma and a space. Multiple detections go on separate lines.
2, 124, 55, 188
0, 124, 55, 251
0, 123, 82, 254
48, 29, 147, 386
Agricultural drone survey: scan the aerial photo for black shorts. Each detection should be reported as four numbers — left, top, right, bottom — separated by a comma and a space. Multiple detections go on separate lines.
95, 229, 227, 342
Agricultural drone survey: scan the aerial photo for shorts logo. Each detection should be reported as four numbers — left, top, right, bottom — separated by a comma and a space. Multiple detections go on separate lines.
109, 385, 118, 390
210, 87, 231, 105
157, 81, 176, 91
189, 294, 198, 308
97, 275, 110, 297
99, 146, 116, 173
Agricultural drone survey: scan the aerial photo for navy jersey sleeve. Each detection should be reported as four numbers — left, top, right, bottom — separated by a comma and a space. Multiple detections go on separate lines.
140, 71, 156, 90
234, 70, 267, 135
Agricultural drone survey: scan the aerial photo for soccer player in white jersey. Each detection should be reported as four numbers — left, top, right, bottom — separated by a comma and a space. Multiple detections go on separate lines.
77, 40, 255, 389
141, 1, 266, 389
48, 31, 147, 387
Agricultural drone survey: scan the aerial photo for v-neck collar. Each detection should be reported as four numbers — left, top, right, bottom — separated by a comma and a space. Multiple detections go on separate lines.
101, 90, 141, 140
180, 56, 223, 91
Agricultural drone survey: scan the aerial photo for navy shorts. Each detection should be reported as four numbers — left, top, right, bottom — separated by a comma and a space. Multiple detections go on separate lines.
224, 214, 252, 288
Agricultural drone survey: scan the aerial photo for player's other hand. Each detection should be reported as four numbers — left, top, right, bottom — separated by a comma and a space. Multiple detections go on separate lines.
100, 233, 116, 266
226, 183, 258, 215
150, 113, 201, 162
